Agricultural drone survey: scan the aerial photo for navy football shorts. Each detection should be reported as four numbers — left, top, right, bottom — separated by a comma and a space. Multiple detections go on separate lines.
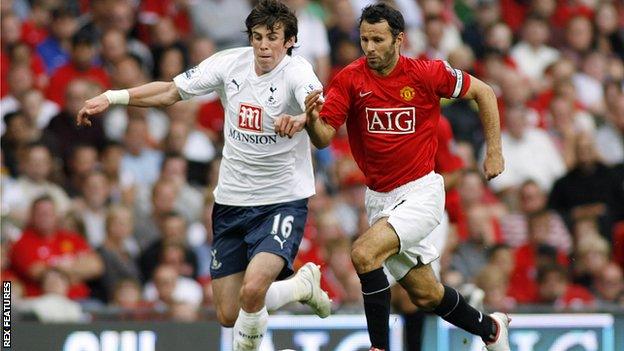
210, 198, 308, 280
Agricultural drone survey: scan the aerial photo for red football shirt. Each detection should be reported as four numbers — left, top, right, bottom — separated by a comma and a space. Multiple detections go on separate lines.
321, 56, 471, 192
46, 63, 110, 106
10, 228, 93, 299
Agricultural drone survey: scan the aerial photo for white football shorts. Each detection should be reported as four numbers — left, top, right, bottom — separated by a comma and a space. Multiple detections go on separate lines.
364, 172, 446, 280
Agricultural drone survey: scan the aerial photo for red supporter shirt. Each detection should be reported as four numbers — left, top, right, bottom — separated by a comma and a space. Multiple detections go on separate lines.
10, 228, 93, 299
320, 56, 471, 192
435, 115, 464, 220
46, 63, 110, 106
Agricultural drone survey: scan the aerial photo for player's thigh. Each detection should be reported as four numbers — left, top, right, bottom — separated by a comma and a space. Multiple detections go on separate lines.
212, 271, 245, 326
351, 217, 401, 269
246, 198, 308, 280
242, 252, 286, 294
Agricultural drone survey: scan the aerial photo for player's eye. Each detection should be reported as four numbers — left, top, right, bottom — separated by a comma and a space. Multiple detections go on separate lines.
268, 35, 278, 41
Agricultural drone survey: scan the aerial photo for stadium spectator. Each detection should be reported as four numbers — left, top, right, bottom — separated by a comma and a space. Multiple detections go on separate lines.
593, 262, 624, 306
120, 116, 164, 186
99, 141, 136, 204
139, 211, 198, 282
18, 88, 59, 132
110, 278, 144, 310
9, 196, 103, 299
537, 263, 594, 310
73, 171, 112, 247
108, 1, 154, 72
510, 14, 560, 84
572, 234, 611, 289
100, 29, 129, 74
509, 210, 569, 304
46, 31, 110, 106
451, 205, 497, 282
549, 132, 623, 237
461, 0, 501, 59
499, 180, 572, 253
143, 263, 203, 308
486, 105, 566, 194
595, 91, 624, 165
62, 144, 99, 198
1, 111, 38, 177
91, 205, 141, 303
547, 95, 595, 168
133, 179, 177, 250
16, 268, 84, 322
475, 264, 515, 312
186, 0, 252, 50
3, 143, 71, 225
42, 79, 105, 161
0, 64, 36, 127
36, 8, 77, 75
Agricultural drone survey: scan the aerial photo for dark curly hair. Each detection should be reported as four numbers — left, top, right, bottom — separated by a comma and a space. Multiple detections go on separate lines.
245, 0, 298, 56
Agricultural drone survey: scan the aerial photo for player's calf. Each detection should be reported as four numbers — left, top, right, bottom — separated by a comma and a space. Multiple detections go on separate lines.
406, 281, 444, 311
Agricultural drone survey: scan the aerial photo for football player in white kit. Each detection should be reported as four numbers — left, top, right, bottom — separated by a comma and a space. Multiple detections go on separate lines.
77, 1, 331, 350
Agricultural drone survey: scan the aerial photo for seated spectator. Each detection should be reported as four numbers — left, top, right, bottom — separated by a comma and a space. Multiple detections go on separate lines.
549, 132, 622, 237
456, 169, 506, 240
91, 205, 141, 303
572, 234, 611, 289
139, 211, 198, 282
451, 205, 497, 282
18, 88, 59, 132
475, 264, 515, 312
133, 178, 178, 249
486, 105, 566, 195
593, 263, 624, 307
110, 278, 144, 310
100, 29, 130, 74
3, 143, 71, 225
135, 153, 204, 223
500, 180, 571, 253
0, 64, 35, 129
509, 210, 569, 303
10, 195, 103, 299
73, 171, 111, 247
120, 116, 163, 186
537, 264, 594, 310
100, 141, 136, 205
36, 8, 76, 75
595, 91, 623, 166
143, 264, 203, 308
1, 111, 39, 177
547, 95, 596, 168
16, 268, 84, 322
42, 79, 106, 161
45, 31, 110, 106
63, 144, 99, 198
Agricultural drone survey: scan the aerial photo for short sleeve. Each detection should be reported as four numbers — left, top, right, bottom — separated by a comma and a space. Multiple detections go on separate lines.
173, 49, 233, 100
319, 70, 351, 130
426, 60, 471, 99
290, 57, 323, 113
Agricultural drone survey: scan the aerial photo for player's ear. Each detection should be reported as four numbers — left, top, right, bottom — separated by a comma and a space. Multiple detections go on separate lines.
395, 32, 405, 47
285, 36, 296, 49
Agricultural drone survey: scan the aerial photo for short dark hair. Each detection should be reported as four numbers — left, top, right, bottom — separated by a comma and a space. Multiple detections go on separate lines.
359, 3, 405, 39
245, 0, 298, 56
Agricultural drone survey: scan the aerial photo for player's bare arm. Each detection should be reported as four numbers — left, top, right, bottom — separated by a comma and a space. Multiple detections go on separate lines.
76, 81, 181, 127
463, 76, 504, 180
303, 89, 336, 148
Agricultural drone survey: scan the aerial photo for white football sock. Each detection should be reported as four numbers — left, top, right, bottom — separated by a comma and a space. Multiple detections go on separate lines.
232, 306, 268, 351
265, 276, 311, 311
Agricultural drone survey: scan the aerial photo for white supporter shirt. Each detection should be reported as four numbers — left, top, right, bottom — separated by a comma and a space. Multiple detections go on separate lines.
173, 47, 322, 206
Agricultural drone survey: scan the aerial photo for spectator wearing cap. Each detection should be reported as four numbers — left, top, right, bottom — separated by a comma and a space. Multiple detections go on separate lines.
36, 8, 77, 75
45, 31, 110, 106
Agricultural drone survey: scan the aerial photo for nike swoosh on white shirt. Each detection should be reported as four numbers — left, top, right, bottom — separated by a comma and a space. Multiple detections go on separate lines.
359, 91, 372, 97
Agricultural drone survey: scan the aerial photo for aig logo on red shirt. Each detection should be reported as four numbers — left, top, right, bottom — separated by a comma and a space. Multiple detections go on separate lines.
238, 103, 263, 132
365, 107, 416, 134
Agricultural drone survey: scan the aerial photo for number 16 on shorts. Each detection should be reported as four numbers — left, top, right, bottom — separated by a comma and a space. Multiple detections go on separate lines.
271, 213, 294, 250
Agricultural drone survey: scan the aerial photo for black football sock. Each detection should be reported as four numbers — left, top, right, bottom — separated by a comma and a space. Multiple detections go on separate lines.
433, 285, 497, 342
403, 310, 426, 351
358, 267, 391, 349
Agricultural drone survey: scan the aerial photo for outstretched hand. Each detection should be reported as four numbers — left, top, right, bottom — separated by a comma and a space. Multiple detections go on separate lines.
76, 94, 110, 127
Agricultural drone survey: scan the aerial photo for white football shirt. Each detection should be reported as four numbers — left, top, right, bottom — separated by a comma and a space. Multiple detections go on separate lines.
173, 47, 322, 206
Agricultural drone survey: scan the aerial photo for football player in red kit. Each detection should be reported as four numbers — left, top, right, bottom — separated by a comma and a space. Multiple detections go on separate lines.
277, 3, 510, 351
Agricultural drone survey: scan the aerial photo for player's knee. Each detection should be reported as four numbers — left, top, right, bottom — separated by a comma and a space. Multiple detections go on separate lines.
216, 307, 237, 327
240, 280, 268, 308
350, 243, 374, 272
408, 284, 443, 311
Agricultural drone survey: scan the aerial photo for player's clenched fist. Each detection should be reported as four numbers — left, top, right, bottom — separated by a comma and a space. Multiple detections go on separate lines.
76, 94, 110, 127
483, 152, 505, 180
274, 113, 306, 138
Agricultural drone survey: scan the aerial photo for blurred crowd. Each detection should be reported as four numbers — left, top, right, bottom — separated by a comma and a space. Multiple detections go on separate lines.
0, 0, 623, 323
